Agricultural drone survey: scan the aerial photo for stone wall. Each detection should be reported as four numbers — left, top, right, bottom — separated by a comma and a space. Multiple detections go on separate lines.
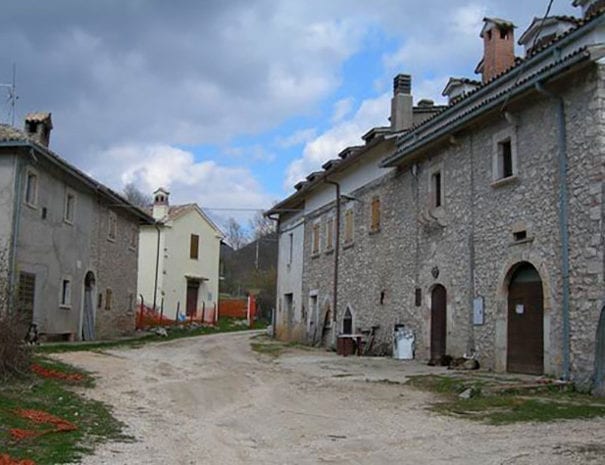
95, 202, 140, 339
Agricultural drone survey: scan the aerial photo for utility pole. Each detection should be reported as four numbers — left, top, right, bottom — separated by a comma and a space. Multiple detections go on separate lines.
0, 64, 17, 126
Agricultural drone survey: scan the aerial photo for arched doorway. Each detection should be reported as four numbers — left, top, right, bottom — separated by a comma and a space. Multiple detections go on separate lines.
430, 285, 447, 361
82, 272, 96, 341
507, 263, 543, 375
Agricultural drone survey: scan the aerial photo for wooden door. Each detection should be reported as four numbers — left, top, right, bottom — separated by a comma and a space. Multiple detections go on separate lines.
186, 283, 199, 317
430, 285, 447, 360
507, 264, 544, 375
82, 272, 96, 341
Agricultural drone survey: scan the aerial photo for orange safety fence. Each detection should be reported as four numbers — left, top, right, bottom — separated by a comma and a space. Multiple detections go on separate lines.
136, 302, 218, 329
218, 298, 248, 318
0, 454, 35, 465
30, 364, 85, 382
9, 408, 76, 444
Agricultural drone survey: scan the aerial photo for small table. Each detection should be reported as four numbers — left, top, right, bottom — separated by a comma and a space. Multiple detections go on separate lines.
337, 334, 364, 356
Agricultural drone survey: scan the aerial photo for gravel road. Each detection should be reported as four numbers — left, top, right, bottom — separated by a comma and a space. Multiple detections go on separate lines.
56, 331, 605, 465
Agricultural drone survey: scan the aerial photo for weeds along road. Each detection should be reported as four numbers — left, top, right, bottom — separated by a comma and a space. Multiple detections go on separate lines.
56, 331, 605, 465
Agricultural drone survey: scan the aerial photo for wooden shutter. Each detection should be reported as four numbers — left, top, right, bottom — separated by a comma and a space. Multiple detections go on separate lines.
312, 224, 320, 254
344, 209, 353, 243
326, 218, 334, 250
190, 234, 199, 259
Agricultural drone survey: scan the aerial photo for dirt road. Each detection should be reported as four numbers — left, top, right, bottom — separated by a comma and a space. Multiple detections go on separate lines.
56, 331, 605, 465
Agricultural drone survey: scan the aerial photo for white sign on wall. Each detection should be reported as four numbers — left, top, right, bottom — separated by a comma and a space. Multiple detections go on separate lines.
473, 296, 484, 325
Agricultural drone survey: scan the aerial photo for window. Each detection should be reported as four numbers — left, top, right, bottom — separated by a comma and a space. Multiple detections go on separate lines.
312, 223, 320, 255
497, 139, 513, 179
344, 208, 354, 244
108, 211, 117, 241
431, 171, 442, 208
64, 190, 76, 224
190, 234, 199, 259
325, 217, 334, 251
370, 196, 381, 232
105, 288, 113, 311
284, 293, 293, 317
288, 233, 293, 265
492, 129, 517, 183
24, 169, 38, 207
60, 278, 71, 308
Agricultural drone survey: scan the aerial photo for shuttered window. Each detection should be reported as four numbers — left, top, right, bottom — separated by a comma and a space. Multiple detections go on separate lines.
370, 196, 381, 232
325, 217, 334, 250
344, 209, 354, 244
190, 234, 199, 259
312, 223, 320, 255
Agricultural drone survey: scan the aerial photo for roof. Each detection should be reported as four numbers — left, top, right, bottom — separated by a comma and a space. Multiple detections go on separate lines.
381, 8, 605, 168
149, 203, 224, 237
0, 124, 154, 224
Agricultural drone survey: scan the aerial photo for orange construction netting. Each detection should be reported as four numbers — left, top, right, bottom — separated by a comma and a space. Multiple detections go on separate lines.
0, 454, 35, 465
30, 364, 85, 382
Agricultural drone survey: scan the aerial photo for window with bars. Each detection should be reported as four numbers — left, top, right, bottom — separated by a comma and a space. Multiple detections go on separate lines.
60, 278, 72, 308
370, 196, 381, 232
431, 171, 442, 208
190, 234, 199, 259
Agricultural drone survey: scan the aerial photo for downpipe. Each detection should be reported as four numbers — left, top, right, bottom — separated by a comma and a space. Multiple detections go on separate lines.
324, 178, 341, 348
535, 81, 571, 381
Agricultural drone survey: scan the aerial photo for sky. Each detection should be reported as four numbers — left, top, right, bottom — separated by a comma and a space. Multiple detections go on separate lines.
0, 0, 578, 228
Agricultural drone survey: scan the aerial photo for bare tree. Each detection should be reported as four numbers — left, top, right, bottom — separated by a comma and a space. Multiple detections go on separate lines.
249, 210, 276, 240
224, 217, 249, 250
123, 183, 152, 208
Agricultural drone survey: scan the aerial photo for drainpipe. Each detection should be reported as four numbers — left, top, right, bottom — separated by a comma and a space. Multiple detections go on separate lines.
323, 179, 341, 334
535, 81, 571, 381
7, 151, 26, 313
152, 222, 161, 312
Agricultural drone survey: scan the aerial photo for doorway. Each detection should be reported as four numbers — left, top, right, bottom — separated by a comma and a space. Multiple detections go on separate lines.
430, 285, 447, 361
592, 305, 605, 396
507, 263, 544, 375
186, 281, 200, 317
82, 272, 96, 341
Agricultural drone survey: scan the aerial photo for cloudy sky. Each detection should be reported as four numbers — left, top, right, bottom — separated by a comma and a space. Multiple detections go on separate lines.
0, 0, 577, 226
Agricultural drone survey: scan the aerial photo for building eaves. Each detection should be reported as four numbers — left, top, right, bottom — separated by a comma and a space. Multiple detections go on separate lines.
0, 124, 154, 224
382, 45, 600, 168
265, 133, 390, 217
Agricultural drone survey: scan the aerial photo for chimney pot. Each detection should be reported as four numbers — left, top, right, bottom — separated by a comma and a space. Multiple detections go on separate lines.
24, 112, 53, 148
393, 74, 412, 95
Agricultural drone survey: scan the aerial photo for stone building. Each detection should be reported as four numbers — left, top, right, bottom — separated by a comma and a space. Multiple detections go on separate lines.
268, 3, 604, 386
0, 113, 153, 341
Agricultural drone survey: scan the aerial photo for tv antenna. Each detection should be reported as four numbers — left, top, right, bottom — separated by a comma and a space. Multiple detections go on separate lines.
0, 64, 18, 126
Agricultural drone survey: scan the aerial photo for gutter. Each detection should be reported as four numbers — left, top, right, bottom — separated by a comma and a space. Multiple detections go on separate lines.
7, 151, 25, 313
323, 179, 341, 335
382, 49, 592, 167
535, 81, 571, 381
152, 222, 161, 312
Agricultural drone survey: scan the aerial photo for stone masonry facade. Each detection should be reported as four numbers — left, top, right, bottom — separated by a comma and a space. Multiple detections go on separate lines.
293, 63, 603, 384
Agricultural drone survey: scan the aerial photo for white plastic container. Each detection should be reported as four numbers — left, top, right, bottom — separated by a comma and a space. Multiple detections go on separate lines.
393, 326, 415, 360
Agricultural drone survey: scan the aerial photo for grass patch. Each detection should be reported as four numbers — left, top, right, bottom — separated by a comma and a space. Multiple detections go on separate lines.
407, 374, 605, 425
250, 335, 314, 357
0, 358, 128, 464
38, 317, 267, 354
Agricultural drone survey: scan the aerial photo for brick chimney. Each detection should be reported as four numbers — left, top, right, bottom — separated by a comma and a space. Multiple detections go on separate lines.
478, 18, 516, 83
152, 187, 170, 220
390, 74, 413, 132
24, 112, 53, 148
